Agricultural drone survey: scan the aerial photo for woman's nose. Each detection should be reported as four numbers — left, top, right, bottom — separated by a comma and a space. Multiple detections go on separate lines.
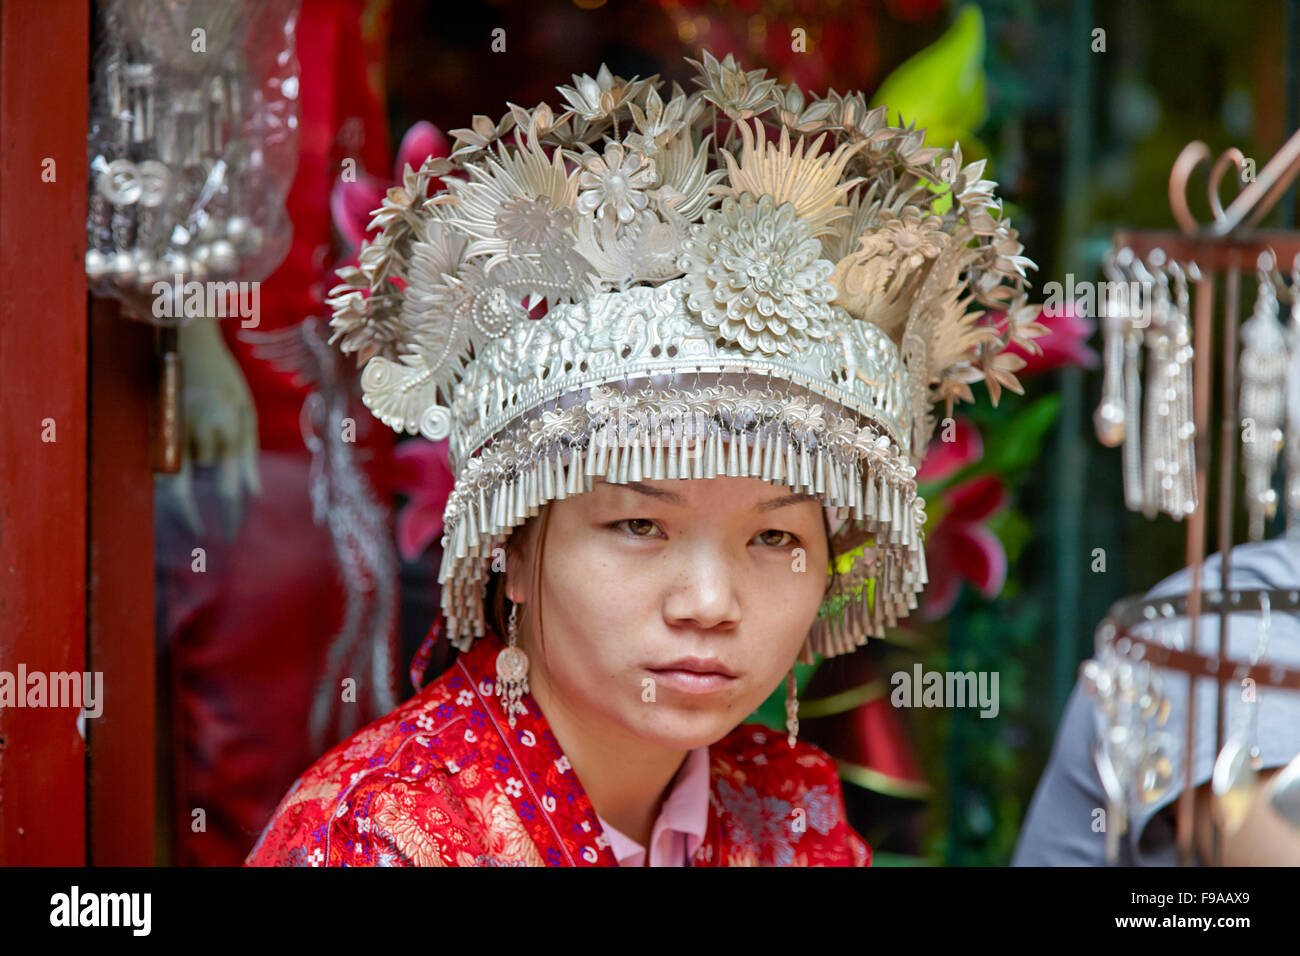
661, 544, 743, 630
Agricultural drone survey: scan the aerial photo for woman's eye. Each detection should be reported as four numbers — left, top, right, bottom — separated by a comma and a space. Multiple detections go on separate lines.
755, 529, 797, 548
613, 518, 661, 538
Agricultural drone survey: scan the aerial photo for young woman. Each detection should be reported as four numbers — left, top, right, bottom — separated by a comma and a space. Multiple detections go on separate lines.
248, 473, 870, 865
245, 51, 1038, 866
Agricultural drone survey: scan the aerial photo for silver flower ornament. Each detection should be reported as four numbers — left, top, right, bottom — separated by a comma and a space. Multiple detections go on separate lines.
576, 143, 656, 226
679, 193, 837, 356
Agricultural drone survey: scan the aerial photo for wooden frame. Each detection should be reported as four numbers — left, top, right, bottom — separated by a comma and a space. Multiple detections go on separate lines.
0, 0, 91, 865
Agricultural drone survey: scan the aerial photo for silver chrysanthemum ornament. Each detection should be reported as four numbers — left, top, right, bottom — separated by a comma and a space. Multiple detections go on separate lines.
680, 193, 836, 356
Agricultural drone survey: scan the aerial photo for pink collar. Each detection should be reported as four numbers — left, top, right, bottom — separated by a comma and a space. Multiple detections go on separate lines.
595, 744, 711, 867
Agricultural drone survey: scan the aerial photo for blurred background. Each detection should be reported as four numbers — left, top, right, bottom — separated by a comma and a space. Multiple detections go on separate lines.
29, 0, 1298, 866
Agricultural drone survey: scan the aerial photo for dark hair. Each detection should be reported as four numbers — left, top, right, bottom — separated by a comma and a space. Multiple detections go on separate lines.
481, 499, 840, 642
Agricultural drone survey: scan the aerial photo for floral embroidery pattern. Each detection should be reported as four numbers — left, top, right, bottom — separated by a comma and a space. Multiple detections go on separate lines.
245, 621, 870, 867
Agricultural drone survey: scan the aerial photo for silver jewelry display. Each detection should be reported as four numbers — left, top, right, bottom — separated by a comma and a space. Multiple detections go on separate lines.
1238, 252, 1288, 541
1094, 247, 1197, 519
1285, 253, 1300, 539
86, 0, 300, 322
1084, 589, 1300, 864
1082, 615, 1175, 863
1211, 593, 1272, 835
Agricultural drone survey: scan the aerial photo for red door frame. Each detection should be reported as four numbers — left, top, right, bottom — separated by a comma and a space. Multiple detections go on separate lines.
0, 0, 91, 865
88, 296, 156, 865
1, 0, 155, 865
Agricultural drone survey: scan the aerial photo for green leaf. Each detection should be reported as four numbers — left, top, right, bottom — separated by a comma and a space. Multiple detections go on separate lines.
943, 394, 1061, 489
985, 507, 1032, 563
869, 4, 988, 148
979, 394, 1061, 477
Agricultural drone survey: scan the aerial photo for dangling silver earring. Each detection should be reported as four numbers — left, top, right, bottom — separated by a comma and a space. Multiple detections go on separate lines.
785, 669, 799, 748
496, 601, 530, 729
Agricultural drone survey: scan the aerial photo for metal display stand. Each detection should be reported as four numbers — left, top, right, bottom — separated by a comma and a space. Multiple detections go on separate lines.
1090, 128, 1300, 866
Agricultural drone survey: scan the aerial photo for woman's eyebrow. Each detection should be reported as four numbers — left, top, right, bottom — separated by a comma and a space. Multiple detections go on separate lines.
621, 481, 686, 505
616, 481, 812, 512
756, 492, 818, 512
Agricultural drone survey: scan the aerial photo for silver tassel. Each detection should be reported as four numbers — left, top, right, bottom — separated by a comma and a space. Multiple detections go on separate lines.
628, 430, 642, 482
586, 427, 601, 476
617, 431, 631, 483
607, 437, 621, 483
491, 484, 505, 534
540, 456, 553, 503
891, 485, 902, 544
567, 444, 584, 495
642, 424, 653, 477
553, 451, 567, 500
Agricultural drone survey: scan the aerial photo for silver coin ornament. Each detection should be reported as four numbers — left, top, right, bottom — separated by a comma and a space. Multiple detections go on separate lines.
496, 645, 529, 684
135, 160, 171, 207
99, 158, 142, 205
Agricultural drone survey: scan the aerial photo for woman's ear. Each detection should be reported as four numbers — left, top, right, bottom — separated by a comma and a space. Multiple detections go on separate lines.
502, 521, 535, 605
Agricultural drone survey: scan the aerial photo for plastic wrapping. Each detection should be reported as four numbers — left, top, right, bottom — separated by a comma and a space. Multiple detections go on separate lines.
85, 0, 301, 325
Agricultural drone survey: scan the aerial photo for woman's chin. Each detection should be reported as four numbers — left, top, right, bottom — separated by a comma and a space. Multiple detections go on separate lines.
622, 703, 749, 751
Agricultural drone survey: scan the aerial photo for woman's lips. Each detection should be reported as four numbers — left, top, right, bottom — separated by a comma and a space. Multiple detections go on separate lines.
646, 668, 738, 695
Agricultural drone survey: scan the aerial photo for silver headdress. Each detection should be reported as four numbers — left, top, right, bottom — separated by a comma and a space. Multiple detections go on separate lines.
328, 52, 1043, 661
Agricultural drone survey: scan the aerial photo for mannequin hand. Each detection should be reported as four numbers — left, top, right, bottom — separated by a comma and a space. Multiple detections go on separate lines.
157, 319, 263, 539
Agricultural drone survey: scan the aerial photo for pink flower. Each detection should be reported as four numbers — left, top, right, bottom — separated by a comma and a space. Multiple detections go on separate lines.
391, 438, 455, 563
996, 302, 1099, 377
920, 474, 1009, 619
916, 415, 982, 484
331, 120, 451, 265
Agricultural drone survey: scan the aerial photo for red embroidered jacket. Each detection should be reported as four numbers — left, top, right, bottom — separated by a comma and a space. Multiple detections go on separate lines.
246, 623, 872, 867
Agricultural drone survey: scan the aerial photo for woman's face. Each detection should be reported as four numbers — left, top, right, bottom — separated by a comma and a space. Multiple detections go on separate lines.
506, 476, 830, 751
